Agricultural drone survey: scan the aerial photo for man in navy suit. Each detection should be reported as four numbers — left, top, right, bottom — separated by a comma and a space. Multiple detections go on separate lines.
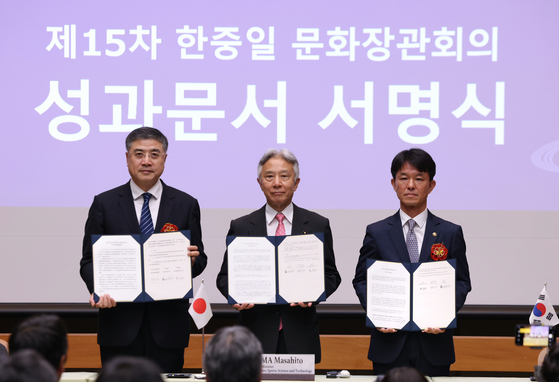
216, 149, 341, 363
353, 148, 471, 376
80, 127, 207, 372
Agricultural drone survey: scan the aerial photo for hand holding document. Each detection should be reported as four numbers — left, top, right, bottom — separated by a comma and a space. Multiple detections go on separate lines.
227, 234, 326, 305
366, 259, 456, 331
92, 231, 193, 303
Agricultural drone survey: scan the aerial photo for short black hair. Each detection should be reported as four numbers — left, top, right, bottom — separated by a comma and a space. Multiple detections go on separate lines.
0, 349, 58, 382
125, 127, 169, 153
204, 326, 263, 382
381, 366, 428, 382
9, 315, 68, 371
542, 343, 559, 382
391, 148, 436, 181
96, 356, 163, 382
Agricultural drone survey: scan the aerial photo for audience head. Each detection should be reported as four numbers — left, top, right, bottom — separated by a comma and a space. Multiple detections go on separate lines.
0, 340, 7, 358
542, 343, 559, 382
96, 356, 164, 382
204, 326, 263, 382
391, 148, 436, 182
381, 366, 428, 382
0, 349, 58, 382
8, 314, 68, 379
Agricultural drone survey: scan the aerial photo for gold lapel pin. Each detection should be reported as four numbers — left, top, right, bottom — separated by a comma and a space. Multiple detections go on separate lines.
432, 232, 437, 237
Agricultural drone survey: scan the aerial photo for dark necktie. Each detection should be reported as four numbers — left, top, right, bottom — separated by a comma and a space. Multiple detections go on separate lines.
140, 193, 154, 235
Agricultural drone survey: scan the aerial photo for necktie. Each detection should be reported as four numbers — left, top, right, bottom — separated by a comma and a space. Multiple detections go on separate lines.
275, 213, 286, 236
275, 212, 285, 331
406, 219, 419, 263
140, 193, 154, 235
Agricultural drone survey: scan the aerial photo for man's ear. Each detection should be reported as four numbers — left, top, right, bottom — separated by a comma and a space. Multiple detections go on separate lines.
428, 179, 436, 194
293, 177, 300, 191
57, 353, 67, 377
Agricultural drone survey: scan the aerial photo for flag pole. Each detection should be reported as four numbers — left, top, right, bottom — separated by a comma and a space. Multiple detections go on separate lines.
189, 278, 212, 378
200, 279, 206, 377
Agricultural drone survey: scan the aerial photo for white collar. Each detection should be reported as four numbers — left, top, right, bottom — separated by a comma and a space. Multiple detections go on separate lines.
265, 203, 294, 225
399, 208, 428, 228
130, 179, 163, 201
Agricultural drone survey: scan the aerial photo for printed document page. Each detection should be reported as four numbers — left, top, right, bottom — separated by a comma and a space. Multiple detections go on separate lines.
228, 237, 276, 304
412, 261, 455, 329
367, 261, 410, 330
278, 234, 325, 303
143, 232, 192, 301
93, 235, 142, 302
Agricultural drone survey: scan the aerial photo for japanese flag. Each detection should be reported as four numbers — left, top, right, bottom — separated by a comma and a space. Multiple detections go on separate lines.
529, 285, 559, 326
189, 282, 213, 330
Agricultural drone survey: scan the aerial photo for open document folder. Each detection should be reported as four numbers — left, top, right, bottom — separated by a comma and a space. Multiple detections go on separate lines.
366, 259, 457, 331
92, 231, 192, 303
227, 233, 326, 305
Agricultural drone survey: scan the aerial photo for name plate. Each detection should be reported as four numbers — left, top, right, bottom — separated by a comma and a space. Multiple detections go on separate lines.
261, 354, 315, 381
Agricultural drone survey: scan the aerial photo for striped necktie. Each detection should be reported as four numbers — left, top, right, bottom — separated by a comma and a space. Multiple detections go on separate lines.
140, 193, 154, 235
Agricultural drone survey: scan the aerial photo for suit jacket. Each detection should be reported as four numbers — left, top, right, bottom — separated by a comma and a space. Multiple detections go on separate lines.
80, 181, 207, 348
216, 204, 341, 363
352, 210, 471, 366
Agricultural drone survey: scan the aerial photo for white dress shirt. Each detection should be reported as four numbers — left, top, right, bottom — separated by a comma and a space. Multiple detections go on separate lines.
399, 208, 428, 255
130, 179, 163, 230
265, 203, 294, 236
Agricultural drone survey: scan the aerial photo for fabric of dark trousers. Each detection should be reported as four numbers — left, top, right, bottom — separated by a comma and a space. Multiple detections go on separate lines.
100, 309, 185, 372
276, 329, 288, 354
372, 331, 451, 376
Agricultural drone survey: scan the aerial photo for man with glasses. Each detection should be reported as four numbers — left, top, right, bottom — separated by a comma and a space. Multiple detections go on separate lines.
80, 127, 207, 372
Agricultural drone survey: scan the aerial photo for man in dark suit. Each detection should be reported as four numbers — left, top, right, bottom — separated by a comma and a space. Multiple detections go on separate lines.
80, 127, 207, 372
216, 148, 341, 363
353, 148, 471, 376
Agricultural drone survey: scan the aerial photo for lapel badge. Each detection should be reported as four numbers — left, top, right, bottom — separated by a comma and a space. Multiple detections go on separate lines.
432, 232, 437, 237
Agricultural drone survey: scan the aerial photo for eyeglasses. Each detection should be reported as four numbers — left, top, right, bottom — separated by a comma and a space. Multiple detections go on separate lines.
131, 151, 165, 160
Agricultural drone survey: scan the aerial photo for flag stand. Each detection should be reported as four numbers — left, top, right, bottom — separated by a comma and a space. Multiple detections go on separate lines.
190, 279, 212, 379
199, 327, 207, 378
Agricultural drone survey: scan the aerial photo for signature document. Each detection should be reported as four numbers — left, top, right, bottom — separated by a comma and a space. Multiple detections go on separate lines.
366, 259, 456, 331
92, 231, 192, 303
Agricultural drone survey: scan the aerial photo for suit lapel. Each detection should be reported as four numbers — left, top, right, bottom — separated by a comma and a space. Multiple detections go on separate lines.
419, 210, 441, 262
387, 212, 410, 263
291, 204, 309, 235
118, 183, 141, 234
249, 206, 268, 236
155, 181, 174, 233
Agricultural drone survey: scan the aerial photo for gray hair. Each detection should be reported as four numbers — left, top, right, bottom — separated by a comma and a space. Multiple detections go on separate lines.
125, 127, 169, 153
203, 326, 263, 382
257, 148, 300, 181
